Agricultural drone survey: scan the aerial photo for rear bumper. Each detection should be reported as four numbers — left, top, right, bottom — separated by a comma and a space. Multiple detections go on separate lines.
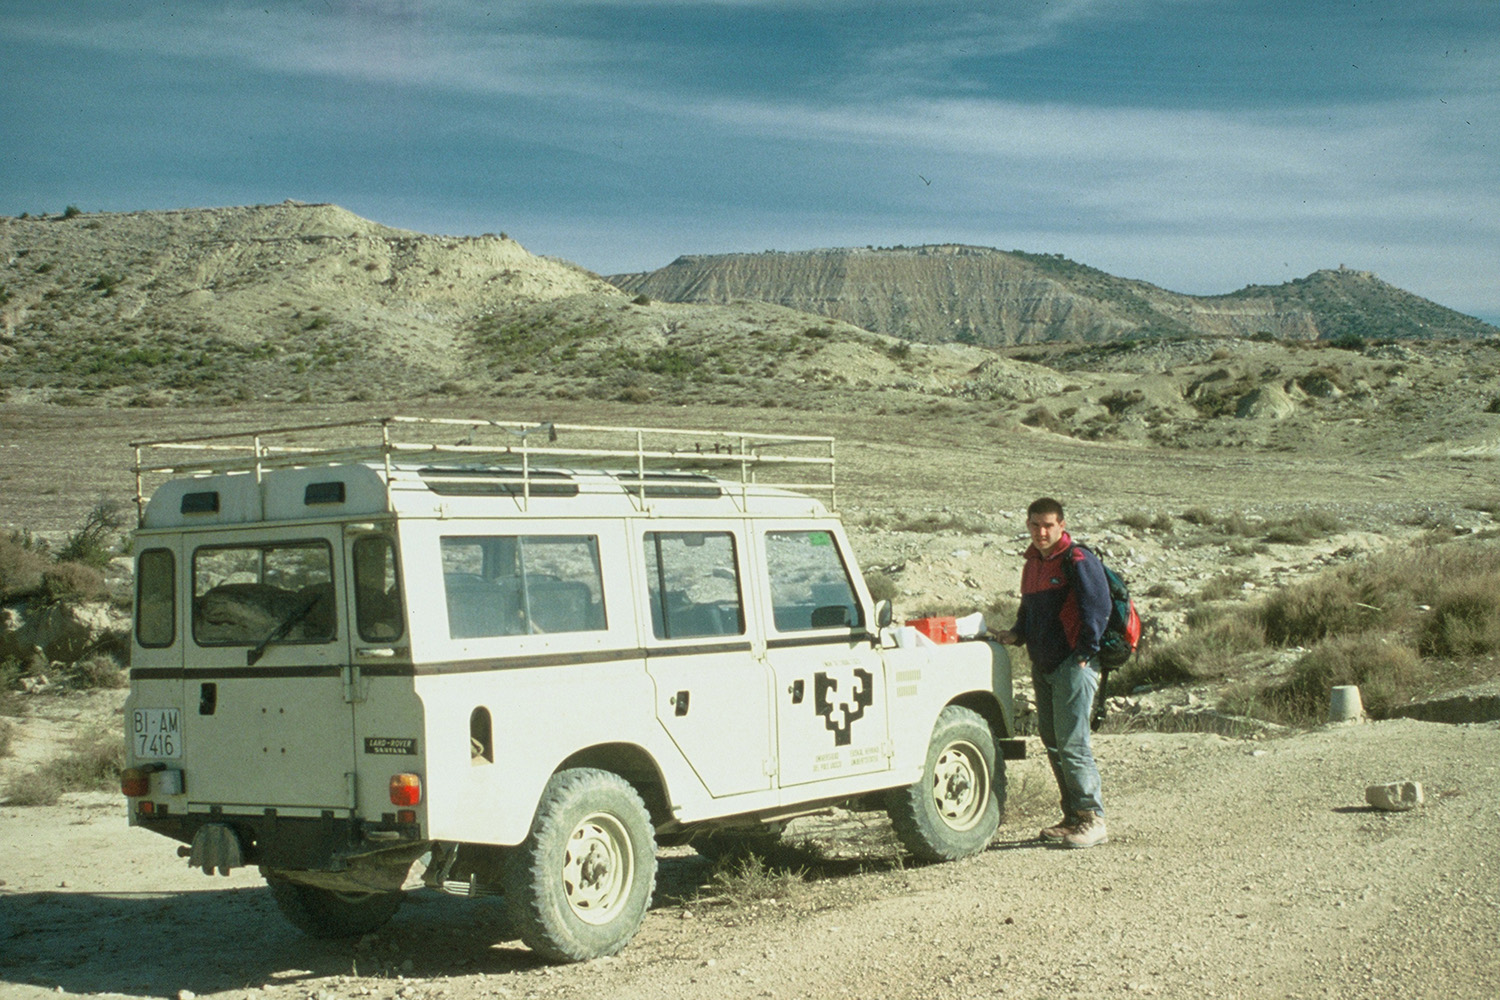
134, 805, 424, 872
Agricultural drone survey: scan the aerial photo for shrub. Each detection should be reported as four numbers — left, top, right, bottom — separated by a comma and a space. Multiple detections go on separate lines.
40, 561, 107, 604
71, 656, 128, 691
0, 532, 50, 600
1179, 506, 1215, 526
696, 852, 811, 910
1130, 611, 1264, 685
1262, 510, 1343, 544
1021, 406, 1067, 435
1418, 579, 1500, 657
1260, 636, 1422, 723
1256, 574, 1367, 645
57, 498, 127, 569
863, 570, 899, 605
2, 726, 124, 805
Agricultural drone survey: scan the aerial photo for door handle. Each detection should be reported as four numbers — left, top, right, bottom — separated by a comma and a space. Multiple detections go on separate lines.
788, 679, 804, 704
672, 690, 690, 716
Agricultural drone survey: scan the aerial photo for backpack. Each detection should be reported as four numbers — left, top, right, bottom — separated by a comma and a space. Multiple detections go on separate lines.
1062, 543, 1142, 731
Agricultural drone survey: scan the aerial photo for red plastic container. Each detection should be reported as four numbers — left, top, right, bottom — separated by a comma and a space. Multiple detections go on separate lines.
906, 616, 958, 644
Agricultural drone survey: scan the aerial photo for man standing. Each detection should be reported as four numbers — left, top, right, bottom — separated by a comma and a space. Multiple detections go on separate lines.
996, 497, 1111, 849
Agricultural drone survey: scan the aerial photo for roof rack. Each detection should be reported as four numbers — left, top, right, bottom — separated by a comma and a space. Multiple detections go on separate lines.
131, 416, 836, 523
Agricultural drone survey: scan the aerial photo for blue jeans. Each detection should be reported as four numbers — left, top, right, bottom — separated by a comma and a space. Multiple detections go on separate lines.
1032, 653, 1104, 817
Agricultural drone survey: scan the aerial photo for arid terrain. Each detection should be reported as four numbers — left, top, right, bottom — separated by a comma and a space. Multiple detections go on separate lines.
3, 203, 1500, 999
4, 397, 1500, 1000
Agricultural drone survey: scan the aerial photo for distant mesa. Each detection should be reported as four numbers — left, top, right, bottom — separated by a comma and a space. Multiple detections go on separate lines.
608, 246, 1497, 347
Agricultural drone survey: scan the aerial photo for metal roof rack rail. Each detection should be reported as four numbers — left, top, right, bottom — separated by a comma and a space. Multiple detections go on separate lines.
131, 415, 836, 523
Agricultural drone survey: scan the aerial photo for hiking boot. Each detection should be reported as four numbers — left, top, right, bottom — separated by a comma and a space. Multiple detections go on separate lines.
1062, 811, 1108, 850
1038, 815, 1076, 842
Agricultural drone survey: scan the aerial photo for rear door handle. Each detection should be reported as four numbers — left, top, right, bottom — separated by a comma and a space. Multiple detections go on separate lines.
672, 690, 690, 716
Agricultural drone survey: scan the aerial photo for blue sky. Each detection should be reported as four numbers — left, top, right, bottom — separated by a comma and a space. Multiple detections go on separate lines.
3, 0, 1497, 323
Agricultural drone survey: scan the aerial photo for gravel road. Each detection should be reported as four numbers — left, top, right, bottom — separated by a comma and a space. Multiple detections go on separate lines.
4, 718, 1498, 1000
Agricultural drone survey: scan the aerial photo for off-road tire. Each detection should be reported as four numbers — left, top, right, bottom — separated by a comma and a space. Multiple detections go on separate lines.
503, 768, 657, 963
887, 705, 1003, 862
264, 875, 403, 938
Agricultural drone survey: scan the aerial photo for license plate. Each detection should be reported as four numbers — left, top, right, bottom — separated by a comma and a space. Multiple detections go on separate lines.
133, 708, 182, 759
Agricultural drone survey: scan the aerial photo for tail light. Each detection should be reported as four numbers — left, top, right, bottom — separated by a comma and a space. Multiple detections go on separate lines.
121, 768, 151, 798
389, 773, 422, 807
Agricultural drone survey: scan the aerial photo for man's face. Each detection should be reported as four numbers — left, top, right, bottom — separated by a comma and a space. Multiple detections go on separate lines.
1026, 511, 1066, 555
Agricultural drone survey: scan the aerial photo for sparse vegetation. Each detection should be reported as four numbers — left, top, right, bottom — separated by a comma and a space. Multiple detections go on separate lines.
1, 725, 123, 806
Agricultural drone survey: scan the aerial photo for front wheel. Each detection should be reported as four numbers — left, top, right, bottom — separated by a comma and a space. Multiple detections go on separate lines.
503, 768, 657, 962
887, 705, 1003, 862
264, 875, 403, 938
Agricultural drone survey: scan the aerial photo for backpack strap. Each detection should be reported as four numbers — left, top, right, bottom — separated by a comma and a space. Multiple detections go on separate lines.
1059, 542, 1112, 732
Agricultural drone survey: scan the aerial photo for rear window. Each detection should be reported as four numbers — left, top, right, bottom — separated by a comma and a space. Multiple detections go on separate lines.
192, 541, 336, 646
441, 535, 606, 638
136, 548, 175, 648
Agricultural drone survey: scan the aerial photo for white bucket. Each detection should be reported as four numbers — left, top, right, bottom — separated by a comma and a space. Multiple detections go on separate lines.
1329, 684, 1364, 722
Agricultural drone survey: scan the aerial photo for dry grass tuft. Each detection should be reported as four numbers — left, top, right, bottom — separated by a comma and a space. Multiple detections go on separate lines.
2, 725, 123, 806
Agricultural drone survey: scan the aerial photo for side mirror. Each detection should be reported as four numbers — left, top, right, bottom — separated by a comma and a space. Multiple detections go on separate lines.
874, 599, 894, 629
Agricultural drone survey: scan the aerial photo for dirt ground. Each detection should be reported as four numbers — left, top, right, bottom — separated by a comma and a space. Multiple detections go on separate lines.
2, 717, 1498, 1000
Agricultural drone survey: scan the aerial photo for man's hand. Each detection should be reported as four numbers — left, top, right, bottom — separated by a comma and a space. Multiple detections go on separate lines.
995, 629, 1020, 646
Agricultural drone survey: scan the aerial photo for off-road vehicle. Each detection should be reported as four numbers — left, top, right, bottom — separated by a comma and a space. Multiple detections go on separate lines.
122, 417, 1022, 961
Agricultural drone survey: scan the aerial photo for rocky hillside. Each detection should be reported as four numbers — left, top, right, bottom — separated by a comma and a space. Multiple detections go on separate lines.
0, 202, 621, 403
608, 245, 1497, 347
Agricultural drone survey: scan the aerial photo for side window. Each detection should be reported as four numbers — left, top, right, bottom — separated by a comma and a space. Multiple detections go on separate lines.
192, 542, 335, 646
353, 536, 404, 642
765, 530, 863, 632
136, 548, 175, 648
441, 535, 606, 639
643, 532, 744, 640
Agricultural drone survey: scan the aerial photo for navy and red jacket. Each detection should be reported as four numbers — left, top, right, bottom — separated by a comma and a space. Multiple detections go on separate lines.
1010, 531, 1112, 672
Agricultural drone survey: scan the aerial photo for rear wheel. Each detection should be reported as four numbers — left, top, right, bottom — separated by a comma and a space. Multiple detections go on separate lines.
503, 768, 657, 962
265, 875, 403, 938
887, 705, 1002, 862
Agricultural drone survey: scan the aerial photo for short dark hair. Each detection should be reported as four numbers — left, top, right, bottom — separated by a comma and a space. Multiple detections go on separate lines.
1027, 497, 1065, 520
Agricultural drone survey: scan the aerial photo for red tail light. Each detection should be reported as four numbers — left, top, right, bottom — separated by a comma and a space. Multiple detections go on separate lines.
389, 773, 422, 807
121, 768, 150, 798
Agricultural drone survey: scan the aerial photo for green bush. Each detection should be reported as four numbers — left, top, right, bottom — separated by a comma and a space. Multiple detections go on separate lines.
1262, 510, 1343, 544
1256, 574, 1368, 645
57, 498, 127, 569
1123, 610, 1262, 689
1263, 636, 1422, 723
40, 561, 107, 604
1418, 579, 1500, 657
0, 532, 50, 600
863, 570, 899, 605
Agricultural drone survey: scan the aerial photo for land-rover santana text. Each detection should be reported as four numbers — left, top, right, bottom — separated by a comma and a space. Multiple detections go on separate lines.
122, 417, 1023, 962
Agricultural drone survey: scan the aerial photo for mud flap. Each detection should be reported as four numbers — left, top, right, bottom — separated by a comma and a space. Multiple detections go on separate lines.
187, 822, 245, 876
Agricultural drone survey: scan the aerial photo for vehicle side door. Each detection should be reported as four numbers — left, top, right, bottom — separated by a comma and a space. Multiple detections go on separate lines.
756, 525, 891, 788
641, 525, 776, 797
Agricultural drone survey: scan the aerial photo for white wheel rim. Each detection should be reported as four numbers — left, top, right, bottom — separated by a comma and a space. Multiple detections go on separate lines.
561, 811, 634, 924
931, 738, 988, 832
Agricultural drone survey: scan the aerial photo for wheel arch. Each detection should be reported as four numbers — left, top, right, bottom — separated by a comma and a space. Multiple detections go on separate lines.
555, 742, 674, 828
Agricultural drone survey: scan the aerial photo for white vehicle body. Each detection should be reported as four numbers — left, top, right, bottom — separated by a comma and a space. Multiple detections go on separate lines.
123, 418, 1021, 961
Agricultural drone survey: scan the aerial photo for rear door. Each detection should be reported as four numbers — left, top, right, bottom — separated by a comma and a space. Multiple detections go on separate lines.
180, 530, 356, 812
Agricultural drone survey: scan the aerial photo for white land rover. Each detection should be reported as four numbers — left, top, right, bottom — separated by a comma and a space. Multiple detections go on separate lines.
122, 417, 1023, 962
